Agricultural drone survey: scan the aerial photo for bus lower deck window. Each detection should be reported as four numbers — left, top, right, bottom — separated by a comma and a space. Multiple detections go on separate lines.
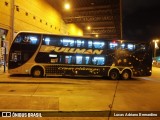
76, 56, 82, 64
85, 56, 90, 64
65, 56, 73, 64
92, 57, 105, 65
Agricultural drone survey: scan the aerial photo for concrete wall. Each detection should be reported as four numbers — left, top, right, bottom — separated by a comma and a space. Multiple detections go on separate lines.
0, 0, 83, 44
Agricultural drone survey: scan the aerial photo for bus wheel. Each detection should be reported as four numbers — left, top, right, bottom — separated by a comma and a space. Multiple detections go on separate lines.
109, 69, 119, 80
31, 67, 44, 77
121, 70, 131, 80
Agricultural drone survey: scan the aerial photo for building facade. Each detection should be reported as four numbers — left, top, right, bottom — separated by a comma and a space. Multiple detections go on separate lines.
0, 0, 83, 65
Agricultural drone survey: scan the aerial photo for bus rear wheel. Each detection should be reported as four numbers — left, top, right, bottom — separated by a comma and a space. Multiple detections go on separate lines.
31, 67, 44, 77
109, 69, 119, 80
121, 70, 131, 80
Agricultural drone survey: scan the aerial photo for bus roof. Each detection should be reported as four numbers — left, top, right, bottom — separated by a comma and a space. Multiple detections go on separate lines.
15, 31, 150, 43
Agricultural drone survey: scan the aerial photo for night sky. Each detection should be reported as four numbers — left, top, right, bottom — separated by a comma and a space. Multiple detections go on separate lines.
122, 0, 160, 42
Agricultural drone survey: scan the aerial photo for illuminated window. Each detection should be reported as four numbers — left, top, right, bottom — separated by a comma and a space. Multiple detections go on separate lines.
109, 42, 118, 49
88, 41, 92, 48
93, 41, 105, 49
29, 36, 38, 44
128, 44, 135, 50
43, 35, 60, 46
44, 37, 50, 45
121, 44, 126, 49
85, 56, 90, 64
65, 56, 72, 64
19, 34, 40, 45
14, 35, 23, 43
14, 34, 39, 45
92, 56, 105, 65
76, 39, 84, 47
61, 38, 74, 47
76, 56, 82, 64
49, 54, 57, 58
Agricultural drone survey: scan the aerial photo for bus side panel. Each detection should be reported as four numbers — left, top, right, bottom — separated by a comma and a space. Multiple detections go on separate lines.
44, 65, 109, 77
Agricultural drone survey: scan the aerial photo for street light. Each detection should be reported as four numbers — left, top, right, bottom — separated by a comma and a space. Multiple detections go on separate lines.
153, 39, 159, 58
95, 34, 99, 38
64, 3, 71, 10
87, 26, 91, 30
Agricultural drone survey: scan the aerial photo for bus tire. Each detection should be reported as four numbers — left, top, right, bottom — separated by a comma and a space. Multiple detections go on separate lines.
109, 69, 119, 80
31, 67, 44, 77
121, 70, 131, 80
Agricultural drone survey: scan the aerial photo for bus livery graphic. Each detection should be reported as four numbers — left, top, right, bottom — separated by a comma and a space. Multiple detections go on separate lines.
40, 45, 103, 54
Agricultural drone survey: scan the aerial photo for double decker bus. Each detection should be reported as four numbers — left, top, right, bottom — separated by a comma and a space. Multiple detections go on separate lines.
8, 31, 152, 80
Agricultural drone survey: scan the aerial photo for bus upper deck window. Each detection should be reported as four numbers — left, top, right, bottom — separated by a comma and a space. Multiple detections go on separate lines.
109, 42, 118, 49
121, 44, 125, 49
29, 36, 38, 44
62, 38, 74, 47
22, 34, 39, 45
14, 35, 22, 43
44, 37, 50, 45
128, 44, 135, 51
77, 39, 84, 47
93, 41, 105, 49
88, 41, 92, 48
23, 36, 31, 43
43, 36, 60, 46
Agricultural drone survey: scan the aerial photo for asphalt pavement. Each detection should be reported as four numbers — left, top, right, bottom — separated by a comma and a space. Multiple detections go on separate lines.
0, 67, 160, 120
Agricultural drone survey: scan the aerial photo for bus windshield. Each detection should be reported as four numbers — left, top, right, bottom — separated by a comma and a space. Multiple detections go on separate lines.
8, 33, 41, 69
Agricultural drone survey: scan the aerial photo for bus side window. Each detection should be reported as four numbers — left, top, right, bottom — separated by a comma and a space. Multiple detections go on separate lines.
84, 56, 91, 65
88, 41, 92, 48
43, 35, 60, 46
65, 56, 75, 64
61, 38, 75, 47
92, 56, 105, 65
93, 41, 105, 49
76, 56, 82, 64
127, 43, 135, 51
50, 36, 60, 46
43, 37, 50, 45
76, 39, 85, 48
109, 42, 118, 50
120, 43, 126, 49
